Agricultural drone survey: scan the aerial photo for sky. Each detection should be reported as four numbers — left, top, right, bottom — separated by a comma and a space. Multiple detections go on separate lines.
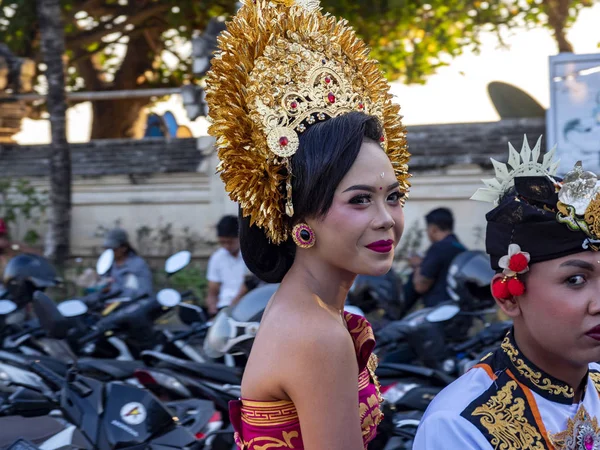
12, 4, 600, 145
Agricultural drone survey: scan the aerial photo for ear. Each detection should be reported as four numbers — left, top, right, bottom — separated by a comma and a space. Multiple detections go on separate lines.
491, 273, 522, 319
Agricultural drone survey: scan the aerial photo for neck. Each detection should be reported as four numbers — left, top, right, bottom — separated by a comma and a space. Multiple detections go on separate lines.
434, 231, 452, 242
285, 251, 355, 313
513, 325, 588, 402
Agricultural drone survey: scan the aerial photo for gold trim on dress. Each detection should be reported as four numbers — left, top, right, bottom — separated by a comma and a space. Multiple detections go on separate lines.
240, 401, 299, 426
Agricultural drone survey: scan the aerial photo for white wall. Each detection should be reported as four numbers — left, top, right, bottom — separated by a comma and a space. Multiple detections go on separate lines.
12, 154, 494, 259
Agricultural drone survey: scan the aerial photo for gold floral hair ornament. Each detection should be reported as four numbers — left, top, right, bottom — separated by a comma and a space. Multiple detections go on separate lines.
556, 161, 600, 249
205, 0, 410, 244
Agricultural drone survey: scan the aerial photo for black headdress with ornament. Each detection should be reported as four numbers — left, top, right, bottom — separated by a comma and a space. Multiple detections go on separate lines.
472, 135, 600, 298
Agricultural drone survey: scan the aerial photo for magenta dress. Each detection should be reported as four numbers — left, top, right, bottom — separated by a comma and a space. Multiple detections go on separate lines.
229, 312, 384, 449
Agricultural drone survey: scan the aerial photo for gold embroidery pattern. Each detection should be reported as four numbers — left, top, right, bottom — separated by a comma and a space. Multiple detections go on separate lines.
471, 380, 546, 450
589, 372, 600, 396
549, 405, 600, 450
241, 401, 299, 426
502, 336, 574, 398
367, 353, 383, 403
234, 431, 299, 450
358, 369, 370, 391
346, 313, 375, 354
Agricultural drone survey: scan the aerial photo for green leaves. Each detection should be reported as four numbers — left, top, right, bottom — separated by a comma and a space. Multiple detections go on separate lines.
0, 0, 595, 134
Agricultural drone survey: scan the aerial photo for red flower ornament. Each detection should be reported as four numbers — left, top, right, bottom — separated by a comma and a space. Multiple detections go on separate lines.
492, 244, 530, 299
498, 244, 530, 277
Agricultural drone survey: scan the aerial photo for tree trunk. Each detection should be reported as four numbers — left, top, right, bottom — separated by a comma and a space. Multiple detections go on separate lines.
83, 33, 158, 139
36, 0, 72, 266
90, 97, 149, 139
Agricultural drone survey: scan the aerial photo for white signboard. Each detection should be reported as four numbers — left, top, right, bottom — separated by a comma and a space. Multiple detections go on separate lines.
547, 53, 600, 174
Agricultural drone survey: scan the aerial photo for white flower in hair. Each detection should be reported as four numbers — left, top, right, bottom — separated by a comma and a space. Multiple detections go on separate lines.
498, 244, 531, 277
471, 135, 559, 205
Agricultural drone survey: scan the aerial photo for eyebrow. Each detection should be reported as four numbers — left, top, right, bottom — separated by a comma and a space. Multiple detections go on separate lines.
343, 182, 400, 193
559, 260, 595, 271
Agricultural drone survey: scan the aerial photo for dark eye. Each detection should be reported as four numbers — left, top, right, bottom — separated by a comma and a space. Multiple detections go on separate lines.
566, 275, 586, 287
349, 194, 371, 205
387, 191, 405, 203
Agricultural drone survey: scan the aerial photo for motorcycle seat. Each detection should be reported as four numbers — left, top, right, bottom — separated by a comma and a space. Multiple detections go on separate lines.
141, 351, 242, 385
77, 358, 144, 380
0, 416, 65, 448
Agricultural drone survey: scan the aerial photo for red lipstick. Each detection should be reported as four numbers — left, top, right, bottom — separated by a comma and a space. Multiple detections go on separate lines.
366, 239, 394, 253
586, 325, 600, 341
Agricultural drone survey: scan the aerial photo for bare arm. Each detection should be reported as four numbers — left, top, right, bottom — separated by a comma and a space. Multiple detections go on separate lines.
413, 266, 434, 294
206, 281, 221, 315
229, 283, 249, 308
283, 324, 364, 450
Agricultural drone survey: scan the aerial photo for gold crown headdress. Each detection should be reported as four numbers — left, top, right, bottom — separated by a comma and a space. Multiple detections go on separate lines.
206, 0, 410, 244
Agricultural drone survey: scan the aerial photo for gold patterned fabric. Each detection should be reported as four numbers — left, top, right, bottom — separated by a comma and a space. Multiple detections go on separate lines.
471, 380, 547, 450
229, 312, 383, 450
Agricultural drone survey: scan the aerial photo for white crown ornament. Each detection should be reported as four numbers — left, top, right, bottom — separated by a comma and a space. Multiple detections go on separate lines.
471, 135, 559, 205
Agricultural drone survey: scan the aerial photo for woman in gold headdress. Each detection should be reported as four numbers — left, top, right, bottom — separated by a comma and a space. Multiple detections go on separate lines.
205, 0, 410, 448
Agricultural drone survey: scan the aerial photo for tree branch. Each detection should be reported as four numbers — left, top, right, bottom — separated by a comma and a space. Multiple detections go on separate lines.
66, 3, 171, 50
542, 0, 574, 53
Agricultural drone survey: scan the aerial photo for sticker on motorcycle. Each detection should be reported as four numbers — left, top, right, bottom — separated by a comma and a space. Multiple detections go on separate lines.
120, 402, 147, 425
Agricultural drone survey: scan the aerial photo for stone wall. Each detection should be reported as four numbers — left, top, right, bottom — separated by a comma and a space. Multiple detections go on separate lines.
0, 118, 548, 259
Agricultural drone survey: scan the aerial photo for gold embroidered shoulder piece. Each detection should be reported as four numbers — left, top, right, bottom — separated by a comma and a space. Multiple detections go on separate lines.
471, 380, 546, 450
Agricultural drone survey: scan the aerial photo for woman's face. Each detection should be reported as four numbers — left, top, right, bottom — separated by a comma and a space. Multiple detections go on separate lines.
307, 140, 405, 276
518, 251, 600, 366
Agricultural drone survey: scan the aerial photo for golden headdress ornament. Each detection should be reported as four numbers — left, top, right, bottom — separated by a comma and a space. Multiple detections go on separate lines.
206, 0, 410, 244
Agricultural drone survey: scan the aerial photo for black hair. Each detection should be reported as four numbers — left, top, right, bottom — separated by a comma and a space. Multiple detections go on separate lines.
240, 112, 383, 283
425, 207, 454, 231
217, 215, 239, 238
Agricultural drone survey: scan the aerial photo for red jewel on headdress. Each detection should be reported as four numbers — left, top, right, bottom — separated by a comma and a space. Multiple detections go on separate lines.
379, 136, 385, 142
290, 101, 298, 109
327, 92, 336, 103
325, 76, 331, 84
279, 136, 289, 146
358, 103, 364, 109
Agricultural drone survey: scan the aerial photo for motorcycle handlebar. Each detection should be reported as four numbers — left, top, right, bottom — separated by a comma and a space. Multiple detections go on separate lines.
29, 361, 65, 392
77, 328, 106, 347
452, 335, 482, 353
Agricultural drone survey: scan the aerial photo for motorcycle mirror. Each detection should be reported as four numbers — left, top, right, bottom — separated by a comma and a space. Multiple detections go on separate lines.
57, 299, 89, 318
156, 288, 182, 307
165, 251, 191, 275
178, 302, 207, 325
96, 249, 114, 276
0, 299, 17, 315
426, 304, 461, 323
32, 291, 70, 339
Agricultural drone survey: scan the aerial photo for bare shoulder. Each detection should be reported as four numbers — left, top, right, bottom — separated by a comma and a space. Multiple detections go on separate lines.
242, 293, 356, 399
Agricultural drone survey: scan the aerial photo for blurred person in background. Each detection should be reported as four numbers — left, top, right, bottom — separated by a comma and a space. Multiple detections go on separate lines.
205, 215, 249, 316
0, 218, 40, 277
102, 227, 153, 300
404, 207, 466, 308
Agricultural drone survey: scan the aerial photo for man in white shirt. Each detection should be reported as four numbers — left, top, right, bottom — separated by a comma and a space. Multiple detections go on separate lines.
205, 215, 249, 316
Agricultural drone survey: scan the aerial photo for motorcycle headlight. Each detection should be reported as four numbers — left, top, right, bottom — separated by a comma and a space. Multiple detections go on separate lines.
203, 310, 232, 358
